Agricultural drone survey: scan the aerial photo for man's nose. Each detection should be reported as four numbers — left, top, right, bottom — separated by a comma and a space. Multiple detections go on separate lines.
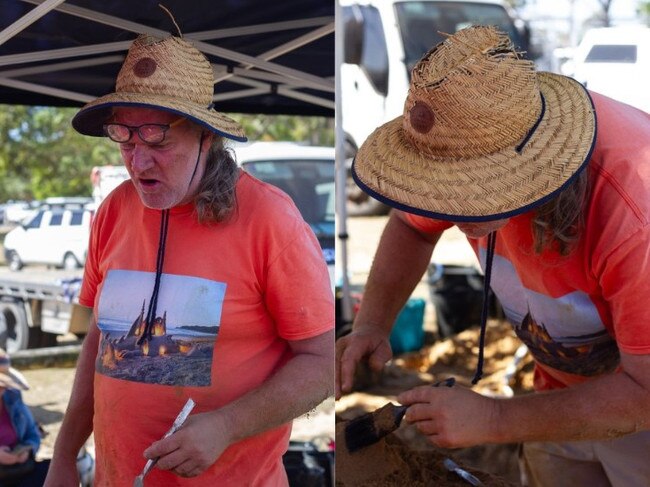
129, 144, 155, 173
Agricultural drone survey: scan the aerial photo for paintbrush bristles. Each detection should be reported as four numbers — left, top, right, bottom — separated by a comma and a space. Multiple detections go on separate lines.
344, 403, 407, 453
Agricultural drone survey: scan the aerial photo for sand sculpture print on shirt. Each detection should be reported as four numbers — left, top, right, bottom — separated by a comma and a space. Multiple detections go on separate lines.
481, 252, 620, 377
94, 269, 226, 386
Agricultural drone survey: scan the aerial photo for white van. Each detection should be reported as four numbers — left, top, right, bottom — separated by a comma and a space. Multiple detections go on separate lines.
572, 26, 650, 113
341, 0, 531, 215
3, 207, 92, 271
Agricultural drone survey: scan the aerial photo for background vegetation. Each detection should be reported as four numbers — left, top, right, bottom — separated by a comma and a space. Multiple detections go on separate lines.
0, 105, 333, 202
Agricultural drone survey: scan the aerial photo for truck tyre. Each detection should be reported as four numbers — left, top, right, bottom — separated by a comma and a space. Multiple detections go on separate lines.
7, 251, 24, 272
63, 252, 80, 270
0, 301, 29, 352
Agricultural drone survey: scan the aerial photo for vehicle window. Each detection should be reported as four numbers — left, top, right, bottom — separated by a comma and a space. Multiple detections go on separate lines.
395, 1, 522, 73
585, 44, 637, 63
244, 160, 335, 224
70, 211, 84, 226
25, 211, 44, 229
49, 213, 64, 226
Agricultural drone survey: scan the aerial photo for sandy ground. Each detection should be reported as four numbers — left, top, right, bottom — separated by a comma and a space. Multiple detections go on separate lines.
20, 365, 335, 462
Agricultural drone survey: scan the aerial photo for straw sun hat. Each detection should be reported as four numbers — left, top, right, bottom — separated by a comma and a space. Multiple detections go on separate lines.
72, 34, 246, 142
352, 26, 596, 222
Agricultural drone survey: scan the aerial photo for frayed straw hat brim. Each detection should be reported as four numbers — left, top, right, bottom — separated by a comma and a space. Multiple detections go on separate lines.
72, 92, 247, 142
352, 73, 597, 222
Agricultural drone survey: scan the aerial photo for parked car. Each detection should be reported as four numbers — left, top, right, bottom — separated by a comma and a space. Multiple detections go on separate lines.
2, 200, 39, 225
572, 26, 650, 113
235, 142, 335, 289
3, 207, 93, 271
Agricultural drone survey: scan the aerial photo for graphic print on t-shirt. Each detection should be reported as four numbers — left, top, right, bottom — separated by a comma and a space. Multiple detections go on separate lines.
95, 269, 226, 386
480, 251, 620, 377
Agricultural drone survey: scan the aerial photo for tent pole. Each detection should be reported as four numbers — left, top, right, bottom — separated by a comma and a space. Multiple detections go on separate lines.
335, 0, 354, 330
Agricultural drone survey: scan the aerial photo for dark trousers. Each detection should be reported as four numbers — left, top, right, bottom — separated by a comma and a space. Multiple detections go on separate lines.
2, 459, 50, 487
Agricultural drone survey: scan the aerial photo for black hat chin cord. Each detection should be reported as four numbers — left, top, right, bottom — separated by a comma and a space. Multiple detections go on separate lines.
137, 132, 204, 346
138, 209, 169, 346
471, 230, 497, 385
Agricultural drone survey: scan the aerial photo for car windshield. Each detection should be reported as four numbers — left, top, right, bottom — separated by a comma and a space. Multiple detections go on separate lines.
394, 1, 522, 72
585, 44, 637, 63
243, 159, 335, 232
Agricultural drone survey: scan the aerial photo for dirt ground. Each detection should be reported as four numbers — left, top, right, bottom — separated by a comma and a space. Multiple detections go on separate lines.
337, 215, 534, 486
19, 364, 334, 462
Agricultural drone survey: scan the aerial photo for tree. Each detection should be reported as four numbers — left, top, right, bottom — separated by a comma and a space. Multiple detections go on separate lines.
0, 105, 121, 201
640, 1, 650, 25
594, 0, 614, 27
0, 105, 333, 202
230, 114, 334, 147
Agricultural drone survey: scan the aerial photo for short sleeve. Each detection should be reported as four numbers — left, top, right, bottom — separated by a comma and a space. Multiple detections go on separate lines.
78, 205, 105, 308
263, 219, 334, 341
599, 225, 650, 354
401, 210, 453, 234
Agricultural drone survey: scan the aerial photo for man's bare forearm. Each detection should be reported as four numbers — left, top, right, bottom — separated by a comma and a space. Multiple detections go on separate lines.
215, 329, 334, 443
355, 211, 441, 335
493, 353, 650, 443
51, 317, 100, 460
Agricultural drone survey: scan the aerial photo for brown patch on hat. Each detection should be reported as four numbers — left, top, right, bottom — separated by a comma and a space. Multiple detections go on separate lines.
133, 57, 157, 78
409, 102, 435, 134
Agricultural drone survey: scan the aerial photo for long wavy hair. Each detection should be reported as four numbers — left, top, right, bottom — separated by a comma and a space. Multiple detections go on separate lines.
193, 136, 239, 223
531, 168, 590, 256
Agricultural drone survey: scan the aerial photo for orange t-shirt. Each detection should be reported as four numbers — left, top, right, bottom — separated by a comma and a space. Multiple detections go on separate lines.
405, 93, 650, 391
79, 172, 333, 486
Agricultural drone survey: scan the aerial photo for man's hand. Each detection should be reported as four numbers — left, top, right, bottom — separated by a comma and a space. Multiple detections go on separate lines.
336, 324, 393, 399
398, 384, 500, 448
144, 410, 233, 478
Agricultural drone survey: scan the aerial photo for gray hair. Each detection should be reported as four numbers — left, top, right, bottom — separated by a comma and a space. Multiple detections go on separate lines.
193, 136, 239, 223
532, 168, 590, 256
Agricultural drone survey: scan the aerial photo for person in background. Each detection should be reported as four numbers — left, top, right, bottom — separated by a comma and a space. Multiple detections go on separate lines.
0, 348, 48, 486
45, 30, 333, 486
336, 26, 650, 486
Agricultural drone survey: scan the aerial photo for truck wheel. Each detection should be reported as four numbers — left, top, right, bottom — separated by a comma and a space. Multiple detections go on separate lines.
7, 251, 24, 272
0, 302, 29, 353
63, 252, 80, 270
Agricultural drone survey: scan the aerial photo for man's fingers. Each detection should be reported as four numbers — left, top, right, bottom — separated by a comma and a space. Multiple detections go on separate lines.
398, 385, 436, 406
368, 343, 392, 371
173, 459, 201, 477
339, 342, 365, 393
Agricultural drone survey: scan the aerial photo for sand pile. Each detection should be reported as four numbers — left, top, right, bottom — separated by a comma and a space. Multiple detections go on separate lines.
336, 422, 512, 487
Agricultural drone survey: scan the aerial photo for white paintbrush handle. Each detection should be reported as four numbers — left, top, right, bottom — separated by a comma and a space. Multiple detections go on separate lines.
139, 398, 196, 477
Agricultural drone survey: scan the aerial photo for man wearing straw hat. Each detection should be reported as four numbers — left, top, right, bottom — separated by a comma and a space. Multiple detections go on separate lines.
44, 33, 333, 486
336, 26, 650, 486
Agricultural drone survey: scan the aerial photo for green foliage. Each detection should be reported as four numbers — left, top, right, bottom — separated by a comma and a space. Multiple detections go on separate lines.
641, 1, 650, 25
0, 105, 121, 201
230, 114, 334, 147
0, 105, 333, 203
